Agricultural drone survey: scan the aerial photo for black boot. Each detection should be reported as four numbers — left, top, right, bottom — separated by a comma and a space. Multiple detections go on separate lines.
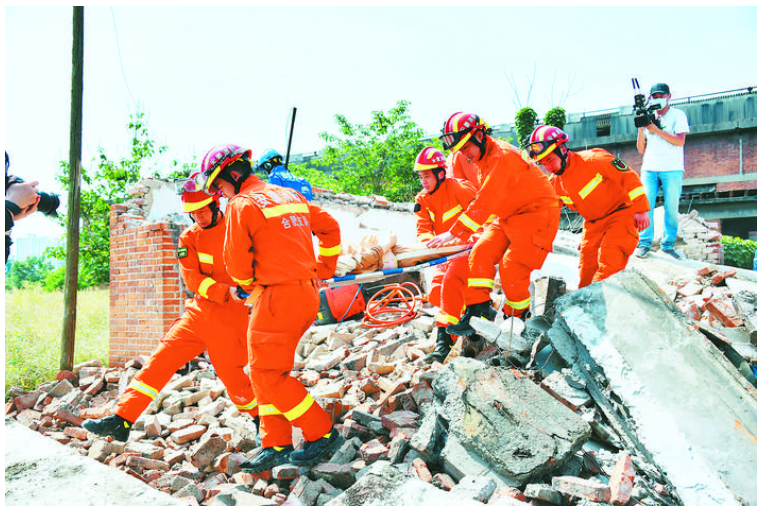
424, 327, 454, 364
447, 301, 494, 336
240, 445, 294, 473
461, 334, 486, 358
82, 414, 132, 442
289, 428, 345, 467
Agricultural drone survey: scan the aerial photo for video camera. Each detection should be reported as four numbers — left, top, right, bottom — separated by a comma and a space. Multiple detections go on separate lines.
5, 152, 61, 217
632, 78, 662, 129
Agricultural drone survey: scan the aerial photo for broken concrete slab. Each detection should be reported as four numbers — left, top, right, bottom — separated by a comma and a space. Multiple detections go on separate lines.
726, 277, 757, 345
4, 418, 186, 506
550, 268, 757, 506
324, 464, 484, 506
414, 359, 590, 487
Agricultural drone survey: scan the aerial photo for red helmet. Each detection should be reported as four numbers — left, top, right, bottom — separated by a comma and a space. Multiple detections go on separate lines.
181, 172, 220, 213
440, 112, 488, 153
414, 146, 446, 172
195, 144, 252, 193
523, 125, 569, 163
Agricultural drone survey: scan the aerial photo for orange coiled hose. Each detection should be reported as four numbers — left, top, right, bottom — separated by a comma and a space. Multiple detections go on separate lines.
362, 282, 424, 328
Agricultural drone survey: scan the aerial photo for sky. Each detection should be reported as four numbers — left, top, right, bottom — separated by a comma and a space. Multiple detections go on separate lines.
4, 5, 757, 239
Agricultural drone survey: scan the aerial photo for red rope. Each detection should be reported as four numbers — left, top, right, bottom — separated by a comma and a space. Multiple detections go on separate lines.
362, 282, 423, 328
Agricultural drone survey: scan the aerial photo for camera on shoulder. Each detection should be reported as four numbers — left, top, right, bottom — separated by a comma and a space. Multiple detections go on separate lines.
631, 78, 662, 129
5, 152, 61, 217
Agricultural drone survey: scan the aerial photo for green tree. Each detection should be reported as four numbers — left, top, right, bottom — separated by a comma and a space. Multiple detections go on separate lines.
515, 107, 539, 145
315, 100, 427, 202
48, 113, 170, 287
5, 256, 54, 290
544, 106, 567, 130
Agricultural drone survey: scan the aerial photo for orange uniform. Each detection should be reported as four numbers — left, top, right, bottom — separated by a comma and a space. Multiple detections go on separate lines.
415, 177, 478, 328
115, 214, 257, 423
223, 176, 341, 448
550, 149, 650, 288
447, 151, 483, 188
449, 137, 560, 316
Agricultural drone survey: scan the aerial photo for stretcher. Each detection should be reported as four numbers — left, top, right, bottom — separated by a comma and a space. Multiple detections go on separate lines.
323, 245, 472, 288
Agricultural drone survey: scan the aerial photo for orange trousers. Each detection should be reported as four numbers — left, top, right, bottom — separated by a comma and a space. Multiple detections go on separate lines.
247, 281, 332, 448
115, 299, 256, 423
427, 254, 476, 335
579, 207, 639, 288
467, 206, 560, 315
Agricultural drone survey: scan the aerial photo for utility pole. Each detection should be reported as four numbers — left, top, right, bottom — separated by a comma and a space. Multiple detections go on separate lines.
61, 6, 84, 371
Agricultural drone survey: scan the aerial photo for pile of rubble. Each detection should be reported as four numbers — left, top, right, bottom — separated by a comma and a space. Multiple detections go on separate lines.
6, 264, 757, 506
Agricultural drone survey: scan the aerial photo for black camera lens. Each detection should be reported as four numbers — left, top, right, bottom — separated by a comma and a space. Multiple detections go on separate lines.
37, 191, 61, 217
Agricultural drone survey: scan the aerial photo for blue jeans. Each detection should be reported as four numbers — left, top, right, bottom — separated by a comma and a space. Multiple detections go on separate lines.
639, 170, 683, 250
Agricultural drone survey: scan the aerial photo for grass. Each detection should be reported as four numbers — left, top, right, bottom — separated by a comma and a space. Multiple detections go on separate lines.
5, 286, 110, 398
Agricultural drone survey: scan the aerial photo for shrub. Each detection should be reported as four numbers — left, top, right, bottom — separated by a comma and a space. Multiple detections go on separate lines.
722, 235, 757, 270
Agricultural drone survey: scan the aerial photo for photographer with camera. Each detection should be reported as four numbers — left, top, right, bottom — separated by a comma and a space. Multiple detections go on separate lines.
6, 152, 38, 263
5, 152, 61, 263
634, 83, 689, 260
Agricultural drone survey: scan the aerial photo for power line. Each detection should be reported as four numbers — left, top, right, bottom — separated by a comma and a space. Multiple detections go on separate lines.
110, 7, 138, 111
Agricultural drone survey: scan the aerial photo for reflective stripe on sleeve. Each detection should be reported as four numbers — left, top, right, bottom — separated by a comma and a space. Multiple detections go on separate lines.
443, 205, 463, 223
198, 277, 216, 298
319, 244, 341, 257
458, 213, 481, 232
579, 173, 603, 199
197, 252, 213, 264
628, 186, 645, 200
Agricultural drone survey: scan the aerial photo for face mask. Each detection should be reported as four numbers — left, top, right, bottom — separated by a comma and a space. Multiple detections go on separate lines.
648, 97, 668, 110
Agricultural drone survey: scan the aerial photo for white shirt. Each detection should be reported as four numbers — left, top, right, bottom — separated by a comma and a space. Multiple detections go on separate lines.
641, 106, 690, 173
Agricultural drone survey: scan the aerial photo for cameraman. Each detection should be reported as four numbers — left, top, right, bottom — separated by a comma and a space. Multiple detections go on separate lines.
5, 152, 41, 263
635, 83, 689, 260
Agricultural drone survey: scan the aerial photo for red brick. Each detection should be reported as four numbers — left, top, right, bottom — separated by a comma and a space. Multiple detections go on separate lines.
63, 426, 90, 440
552, 476, 611, 502
710, 269, 737, 286
609, 453, 635, 504
359, 439, 388, 464
703, 299, 742, 328
411, 458, 432, 483
431, 473, 456, 491
172, 425, 207, 444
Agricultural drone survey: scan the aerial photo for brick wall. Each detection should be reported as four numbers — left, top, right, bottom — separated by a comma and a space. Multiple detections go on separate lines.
109, 204, 185, 367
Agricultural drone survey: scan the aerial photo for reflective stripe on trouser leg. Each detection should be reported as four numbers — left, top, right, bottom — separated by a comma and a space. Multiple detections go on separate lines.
499, 207, 559, 314
248, 282, 332, 447
439, 255, 469, 324
582, 209, 638, 287
467, 222, 509, 306
205, 300, 260, 417
115, 318, 206, 423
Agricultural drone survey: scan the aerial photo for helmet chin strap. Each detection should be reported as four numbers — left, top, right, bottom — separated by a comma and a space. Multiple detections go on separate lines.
552, 147, 570, 175
428, 169, 446, 194
470, 128, 487, 160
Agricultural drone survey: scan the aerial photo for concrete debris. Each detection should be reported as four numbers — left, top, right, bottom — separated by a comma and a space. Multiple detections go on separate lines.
550, 268, 757, 506
6, 245, 757, 506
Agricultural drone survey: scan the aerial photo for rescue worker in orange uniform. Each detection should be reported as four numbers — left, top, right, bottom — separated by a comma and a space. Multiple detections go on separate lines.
427, 112, 560, 336
524, 125, 651, 288
413, 146, 483, 363
83, 179, 258, 442
194, 144, 344, 472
